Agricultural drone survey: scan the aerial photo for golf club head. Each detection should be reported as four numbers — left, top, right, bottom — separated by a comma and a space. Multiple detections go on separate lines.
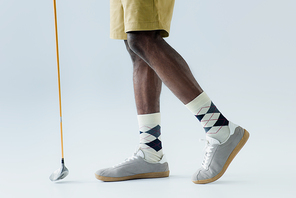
49, 161, 69, 181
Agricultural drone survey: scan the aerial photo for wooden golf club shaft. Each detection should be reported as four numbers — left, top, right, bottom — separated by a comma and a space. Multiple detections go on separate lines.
53, 0, 65, 160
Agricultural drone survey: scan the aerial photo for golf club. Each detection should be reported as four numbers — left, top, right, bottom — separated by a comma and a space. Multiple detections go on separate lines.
49, 0, 69, 182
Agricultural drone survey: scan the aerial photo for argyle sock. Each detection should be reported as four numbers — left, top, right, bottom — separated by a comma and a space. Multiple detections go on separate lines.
185, 92, 230, 143
138, 113, 163, 163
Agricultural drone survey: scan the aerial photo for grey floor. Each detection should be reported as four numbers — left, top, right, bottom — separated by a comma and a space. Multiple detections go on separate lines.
1, 106, 295, 198
1, 0, 295, 197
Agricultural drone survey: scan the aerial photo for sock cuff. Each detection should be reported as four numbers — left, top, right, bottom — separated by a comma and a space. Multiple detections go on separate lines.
137, 113, 161, 131
185, 92, 211, 114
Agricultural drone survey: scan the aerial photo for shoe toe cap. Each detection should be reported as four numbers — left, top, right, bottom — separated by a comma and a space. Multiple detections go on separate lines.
95, 168, 109, 177
192, 168, 214, 182
192, 169, 202, 181
95, 167, 122, 178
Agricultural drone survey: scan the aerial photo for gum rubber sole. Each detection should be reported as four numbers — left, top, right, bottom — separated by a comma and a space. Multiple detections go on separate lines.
95, 170, 170, 182
193, 129, 250, 184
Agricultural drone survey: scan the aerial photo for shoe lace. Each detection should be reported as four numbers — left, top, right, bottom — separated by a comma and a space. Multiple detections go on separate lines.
112, 154, 138, 168
200, 139, 214, 170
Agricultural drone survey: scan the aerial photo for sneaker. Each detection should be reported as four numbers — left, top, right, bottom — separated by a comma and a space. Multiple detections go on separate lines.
192, 122, 250, 184
95, 149, 170, 182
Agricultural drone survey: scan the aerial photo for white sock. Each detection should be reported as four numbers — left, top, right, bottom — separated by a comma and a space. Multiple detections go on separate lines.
138, 113, 163, 162
185, 92, 230, 143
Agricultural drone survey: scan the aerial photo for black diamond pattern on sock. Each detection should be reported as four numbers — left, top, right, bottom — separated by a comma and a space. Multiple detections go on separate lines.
146, 139, 162, 152
195, 101, 229, 133
206, 102, 220, 114
213, 114, 229, 127
196, 114, 205, 121
140, 125, 161, 138
204, 127, 212, 132
140, 125, 162, 152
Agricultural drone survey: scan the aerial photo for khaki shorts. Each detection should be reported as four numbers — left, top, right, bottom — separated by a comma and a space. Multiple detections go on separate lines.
110, 0, 175, 40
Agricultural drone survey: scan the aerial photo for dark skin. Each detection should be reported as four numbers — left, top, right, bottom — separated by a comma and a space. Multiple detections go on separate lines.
125, 31, 203, 115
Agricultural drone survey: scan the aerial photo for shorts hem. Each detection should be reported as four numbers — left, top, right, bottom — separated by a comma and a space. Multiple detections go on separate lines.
110, 22, 171, 40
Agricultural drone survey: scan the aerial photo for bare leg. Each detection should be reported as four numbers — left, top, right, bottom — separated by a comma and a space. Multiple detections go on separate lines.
124, 40, 162, 115
127, 31, 203, 104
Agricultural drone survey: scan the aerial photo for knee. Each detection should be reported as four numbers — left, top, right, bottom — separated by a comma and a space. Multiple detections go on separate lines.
127, 31, 160, 55
124, 40, 142, 64
126, 32, 145, 55
125, 40, 135, 56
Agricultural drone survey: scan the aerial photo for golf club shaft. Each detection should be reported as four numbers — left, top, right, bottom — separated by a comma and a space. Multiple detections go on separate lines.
53, 0, 64, 160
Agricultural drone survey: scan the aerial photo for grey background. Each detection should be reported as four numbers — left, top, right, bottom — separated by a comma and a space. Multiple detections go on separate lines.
0, 0, 295, 197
